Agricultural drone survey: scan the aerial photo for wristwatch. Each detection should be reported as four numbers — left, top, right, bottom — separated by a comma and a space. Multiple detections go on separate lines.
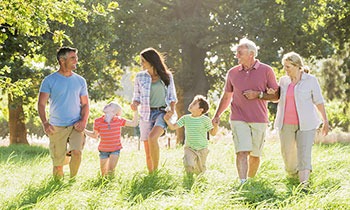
258, 91, 263, 99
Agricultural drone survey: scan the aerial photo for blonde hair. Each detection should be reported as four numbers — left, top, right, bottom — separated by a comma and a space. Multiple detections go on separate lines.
282, 52, 309, 73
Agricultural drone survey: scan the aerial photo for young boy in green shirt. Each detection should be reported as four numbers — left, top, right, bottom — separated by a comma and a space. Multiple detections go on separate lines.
164, 95, 218, 176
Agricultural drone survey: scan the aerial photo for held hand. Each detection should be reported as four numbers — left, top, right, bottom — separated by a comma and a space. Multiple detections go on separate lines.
212, 116, 220, 125
212, 120, 219, 127
130, 102, 139, 111
74, 120, 87, 132
163, 112, 173, 121
243, 90, 259, 100
266, 88, 276, 95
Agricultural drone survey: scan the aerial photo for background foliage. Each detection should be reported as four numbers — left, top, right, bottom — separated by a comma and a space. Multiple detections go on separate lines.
0, 0, 349, 142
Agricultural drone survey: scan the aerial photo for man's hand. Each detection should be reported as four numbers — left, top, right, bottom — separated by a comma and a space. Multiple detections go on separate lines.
43, 121, 54, 135
242, 90, 260, 99
74, 120, 87, 132
212, 116, 220, 125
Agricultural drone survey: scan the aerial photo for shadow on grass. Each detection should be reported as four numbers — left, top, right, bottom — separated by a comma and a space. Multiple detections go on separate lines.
3, 178, 70, 209
123, 169, 178, 204
0, 144, 49, 163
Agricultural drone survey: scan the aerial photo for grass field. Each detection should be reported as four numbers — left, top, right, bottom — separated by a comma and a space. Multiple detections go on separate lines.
0, 129, 349, 209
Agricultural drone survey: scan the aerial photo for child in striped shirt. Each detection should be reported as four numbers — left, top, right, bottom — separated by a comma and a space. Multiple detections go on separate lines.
164, 95, 218, 176
85, 102, 138, 177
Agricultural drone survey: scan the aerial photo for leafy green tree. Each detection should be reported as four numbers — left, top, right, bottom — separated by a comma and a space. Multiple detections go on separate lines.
0, 0, 88, 144
108, 0, 350, 141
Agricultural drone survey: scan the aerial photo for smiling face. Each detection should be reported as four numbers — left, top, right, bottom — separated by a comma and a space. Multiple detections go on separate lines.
235, 46, 253, 66
141, 56, 153, 72
283, 60, 299, 77
61, 51, 78, 71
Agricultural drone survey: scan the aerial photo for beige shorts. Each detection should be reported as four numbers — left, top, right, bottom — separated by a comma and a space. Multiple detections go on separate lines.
183, 146, 209, 174
279, 124, 315, 174
230, 121, 267, 157
48, 126, 85, 166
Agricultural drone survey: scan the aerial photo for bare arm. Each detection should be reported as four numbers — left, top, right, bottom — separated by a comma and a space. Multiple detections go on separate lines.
243, 88, 280, 101
316, 103, 329, 136
212, 92, 233, 123
74, 95, 90, 132
84, 129, 99, 139
38, 92, 54, 135
125, 111, 139, 127
164, 112, 180, 130
209, 121, 219, 136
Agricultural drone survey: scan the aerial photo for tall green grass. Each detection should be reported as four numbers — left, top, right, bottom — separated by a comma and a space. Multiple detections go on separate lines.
0, 133, 349, 209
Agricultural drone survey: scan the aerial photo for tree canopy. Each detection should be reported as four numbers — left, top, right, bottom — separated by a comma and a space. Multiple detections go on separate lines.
1, 0, 349, 144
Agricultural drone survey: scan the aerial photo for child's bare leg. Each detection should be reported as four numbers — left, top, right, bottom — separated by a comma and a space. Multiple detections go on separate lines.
107, 154, 120, 175
100, 158, 108, 176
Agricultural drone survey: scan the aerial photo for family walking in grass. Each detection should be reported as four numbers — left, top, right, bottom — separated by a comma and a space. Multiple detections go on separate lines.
38, 38, 329, 189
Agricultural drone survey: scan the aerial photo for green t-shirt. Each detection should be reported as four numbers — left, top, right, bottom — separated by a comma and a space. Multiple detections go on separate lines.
150, 79, 166, 107
177, 114, 213, 150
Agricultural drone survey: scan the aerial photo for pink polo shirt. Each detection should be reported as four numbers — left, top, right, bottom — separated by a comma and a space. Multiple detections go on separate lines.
224, 60, 278, 123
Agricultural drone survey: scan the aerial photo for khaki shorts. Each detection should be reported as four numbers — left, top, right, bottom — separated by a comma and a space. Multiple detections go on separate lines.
230, 121, 267, 157
279, 124, 315, 173
49, 126, 85, 166
183, 147, 209, 174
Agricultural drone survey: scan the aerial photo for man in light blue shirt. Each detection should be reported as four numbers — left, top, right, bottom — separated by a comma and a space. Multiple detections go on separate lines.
38, 47, 89, 179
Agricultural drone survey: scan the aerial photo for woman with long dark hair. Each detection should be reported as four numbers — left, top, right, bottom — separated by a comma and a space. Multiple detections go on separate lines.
131, 47, 177, 173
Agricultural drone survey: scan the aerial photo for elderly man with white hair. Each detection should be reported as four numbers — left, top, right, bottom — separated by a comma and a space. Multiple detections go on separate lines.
213, 38, 279, 185
85, 102, 139, 177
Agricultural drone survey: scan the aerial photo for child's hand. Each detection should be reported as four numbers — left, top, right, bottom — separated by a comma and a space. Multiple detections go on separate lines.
163, 112, 172, 121
266, 88, 276, 95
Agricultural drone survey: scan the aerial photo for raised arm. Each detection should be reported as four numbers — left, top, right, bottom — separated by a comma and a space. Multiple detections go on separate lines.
164, 112, 180, 130
125, 110, 139, 127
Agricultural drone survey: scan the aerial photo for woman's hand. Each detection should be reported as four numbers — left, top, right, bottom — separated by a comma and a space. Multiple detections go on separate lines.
130, 101, 140, 111
322, 121, 330, 136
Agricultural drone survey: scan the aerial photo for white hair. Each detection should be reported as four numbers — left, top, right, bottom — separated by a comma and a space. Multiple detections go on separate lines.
237, 38, 259, 57
103, 102, 122, 124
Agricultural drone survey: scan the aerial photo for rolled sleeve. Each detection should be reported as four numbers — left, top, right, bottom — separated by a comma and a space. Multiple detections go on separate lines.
166, 74, 177, 104
311, 77, 324, 105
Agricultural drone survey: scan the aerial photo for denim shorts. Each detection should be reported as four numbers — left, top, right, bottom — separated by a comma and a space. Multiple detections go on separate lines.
99, 150, 121, 159
139, 109, 167, 141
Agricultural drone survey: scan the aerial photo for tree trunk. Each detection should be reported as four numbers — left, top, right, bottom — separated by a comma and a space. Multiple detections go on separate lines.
175, 43, 209, 144
8, 94, 28, 145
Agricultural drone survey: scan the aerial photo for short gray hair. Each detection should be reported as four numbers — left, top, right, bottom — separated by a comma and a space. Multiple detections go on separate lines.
237, 38, 258, 57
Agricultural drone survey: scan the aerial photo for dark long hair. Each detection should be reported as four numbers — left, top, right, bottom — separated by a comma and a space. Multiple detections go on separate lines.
141, 48, 170, 86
